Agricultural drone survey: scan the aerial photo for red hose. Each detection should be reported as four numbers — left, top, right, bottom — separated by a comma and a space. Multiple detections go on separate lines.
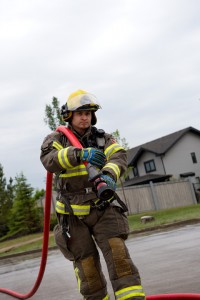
0, 171, 53, 299
1, 126, 200, 299
0, 126, 81, 299
147, 295, 200, 299
56, 125, 83, 147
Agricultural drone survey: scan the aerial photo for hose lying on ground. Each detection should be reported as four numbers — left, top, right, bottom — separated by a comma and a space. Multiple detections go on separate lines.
0, 171, 53, 299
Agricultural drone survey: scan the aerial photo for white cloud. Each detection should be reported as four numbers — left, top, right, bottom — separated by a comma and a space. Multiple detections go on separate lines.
0, 0, 200, 189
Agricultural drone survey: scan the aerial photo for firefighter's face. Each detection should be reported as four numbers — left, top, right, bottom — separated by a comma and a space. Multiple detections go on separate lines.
71, 111, 92, 133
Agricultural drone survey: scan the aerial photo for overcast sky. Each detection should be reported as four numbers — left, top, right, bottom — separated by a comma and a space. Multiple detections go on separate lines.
0, 0, 199, 190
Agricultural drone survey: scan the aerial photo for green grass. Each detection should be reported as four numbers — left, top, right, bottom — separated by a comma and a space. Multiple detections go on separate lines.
0, 204, 200, 257
0, 232, 43, 247
0, 234, 56, 257
128, 204, 200, 231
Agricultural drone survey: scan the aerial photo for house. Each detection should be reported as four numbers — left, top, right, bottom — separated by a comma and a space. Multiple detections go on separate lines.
124, 126, 200, 189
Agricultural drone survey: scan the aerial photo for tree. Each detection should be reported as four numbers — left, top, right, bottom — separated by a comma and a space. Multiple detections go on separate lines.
6, 177, 14, 210
8, 173, 41, 236
44, 97, 65, 131
110, 130, 131, 186
0, 164, 7, 212
33, 188, 46, 217
111, 129, 129, 150
0, 164, 8, 236
33, 188, 45, 201
0, 164, 14, 237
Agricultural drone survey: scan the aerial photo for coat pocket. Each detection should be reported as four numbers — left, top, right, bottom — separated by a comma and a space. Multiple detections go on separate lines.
54, 224, 74, 261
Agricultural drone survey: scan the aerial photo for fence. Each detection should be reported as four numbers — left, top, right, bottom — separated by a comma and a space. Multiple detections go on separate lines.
116, 178, 198, 215
41, 178, 198, 215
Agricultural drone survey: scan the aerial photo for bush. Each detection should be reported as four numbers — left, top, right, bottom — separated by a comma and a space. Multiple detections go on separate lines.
50, 214, 58, 230
0, 224, 9, 238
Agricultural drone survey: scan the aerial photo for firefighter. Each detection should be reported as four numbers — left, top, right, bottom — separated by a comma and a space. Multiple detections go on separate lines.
40, 90, 145, 300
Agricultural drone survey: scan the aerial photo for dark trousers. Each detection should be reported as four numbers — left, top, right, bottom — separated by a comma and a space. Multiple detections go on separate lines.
54, 205, 145, 300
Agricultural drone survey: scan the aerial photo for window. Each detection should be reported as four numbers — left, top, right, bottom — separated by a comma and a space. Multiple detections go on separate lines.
144, 160, 156, 173
133, 166, 138, 177
191, 152, 197, 164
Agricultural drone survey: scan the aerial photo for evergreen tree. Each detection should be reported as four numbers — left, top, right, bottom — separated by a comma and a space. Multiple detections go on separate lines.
33, 188, 46, 218
0, 165, 14, 237
0, 164, 7, 210
6, 177, 14, 210
0, 164, 9, 237
44, 97, 65, 131
8, 173, 41, 236
33, 188, 45, 201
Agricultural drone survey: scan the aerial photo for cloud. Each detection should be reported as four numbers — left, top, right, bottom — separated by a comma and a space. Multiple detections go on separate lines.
0, 0, 200, 189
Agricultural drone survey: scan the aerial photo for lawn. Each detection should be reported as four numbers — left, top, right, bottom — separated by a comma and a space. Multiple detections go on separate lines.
0, 204, 200, 257
128, 204, 200, 231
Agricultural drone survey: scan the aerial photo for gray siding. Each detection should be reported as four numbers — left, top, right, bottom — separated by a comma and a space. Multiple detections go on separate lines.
163, 132, 200, 180
137, 151, 165, 176
126, 131, 200, 186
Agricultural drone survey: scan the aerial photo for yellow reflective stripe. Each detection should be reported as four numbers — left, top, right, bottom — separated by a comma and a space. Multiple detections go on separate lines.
71, 204, 90, 215
102, 162, 120, 179
59, 164, 88, 177
94, 197, 114, 204
58, 148, 73, 168
60, 172, 88, 177
104, 143, 124, 160
115, 285, 145, 300
107, 196, 114, 202
94, 199, 100, 204
102, 294, 110, 300
56, 200, 90, 215
74, 267, 81, 292
52, 141, 63, 151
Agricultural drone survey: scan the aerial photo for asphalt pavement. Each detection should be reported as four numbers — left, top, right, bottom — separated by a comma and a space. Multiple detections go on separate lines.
0, 223, 200, 300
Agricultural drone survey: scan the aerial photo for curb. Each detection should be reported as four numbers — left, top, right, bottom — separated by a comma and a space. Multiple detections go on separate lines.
1, 219, 200, 260
0, 246, 58, 260
129, 218, 200, 235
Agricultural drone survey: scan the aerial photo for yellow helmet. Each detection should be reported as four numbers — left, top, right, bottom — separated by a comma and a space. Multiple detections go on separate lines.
61, 89, 101, 125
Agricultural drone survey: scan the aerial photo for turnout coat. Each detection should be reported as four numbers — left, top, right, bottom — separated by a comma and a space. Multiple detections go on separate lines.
40, 125, 127, 216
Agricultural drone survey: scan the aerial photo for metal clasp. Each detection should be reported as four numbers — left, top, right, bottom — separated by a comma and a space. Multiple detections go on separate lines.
84, 187, 93, 194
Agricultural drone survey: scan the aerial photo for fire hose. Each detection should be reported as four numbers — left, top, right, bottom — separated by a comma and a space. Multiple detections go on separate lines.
0, 171, 53, 299
0, 125, 200, 299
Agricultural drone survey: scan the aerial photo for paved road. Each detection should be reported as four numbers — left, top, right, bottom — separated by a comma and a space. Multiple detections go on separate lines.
0, 224, 200, 300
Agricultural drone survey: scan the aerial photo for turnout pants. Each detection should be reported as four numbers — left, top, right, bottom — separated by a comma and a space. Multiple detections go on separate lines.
54, 205, 145, 300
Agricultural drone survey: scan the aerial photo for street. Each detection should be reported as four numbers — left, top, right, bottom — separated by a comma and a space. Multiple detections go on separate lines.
0, 224, 200, 300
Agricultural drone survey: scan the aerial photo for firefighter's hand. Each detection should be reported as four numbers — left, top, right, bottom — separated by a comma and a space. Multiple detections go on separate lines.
100, 174, 116, 191
80, 148, 106, 168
